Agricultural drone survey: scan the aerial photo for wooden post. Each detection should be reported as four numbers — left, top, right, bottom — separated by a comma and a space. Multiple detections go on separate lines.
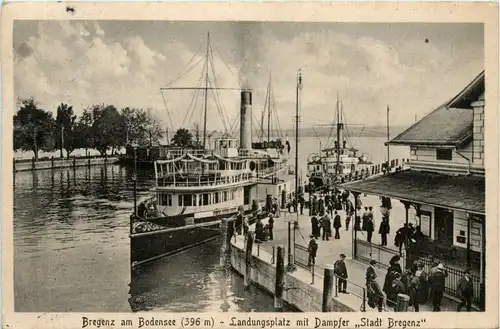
220, 218, 229, 267
244, 231, 254, 289
274, 246, 285, 311
32, 157, 35, 171
13, 159, 16, 172
322, 264, 335, 312
466, 213, 471, 269
73, 157, 76, 169
51, 156, 54, 170
88, 157, 91, 167
396, 294, 410, 312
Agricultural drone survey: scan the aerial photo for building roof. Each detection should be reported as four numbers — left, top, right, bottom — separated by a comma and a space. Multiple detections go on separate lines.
340, 169, 485, 214
388, 71, 484, 147
387, 106, 473, 147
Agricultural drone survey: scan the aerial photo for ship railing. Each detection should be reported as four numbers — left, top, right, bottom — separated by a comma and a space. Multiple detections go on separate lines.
156, 172, 252, 188
165, 148, 210, 158
256, 163, 288, 178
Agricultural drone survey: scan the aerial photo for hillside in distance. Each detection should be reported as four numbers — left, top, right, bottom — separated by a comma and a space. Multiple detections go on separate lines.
279, 125, 410, 138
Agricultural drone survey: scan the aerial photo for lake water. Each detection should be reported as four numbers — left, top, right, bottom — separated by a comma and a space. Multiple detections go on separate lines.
13, 137, 409, 312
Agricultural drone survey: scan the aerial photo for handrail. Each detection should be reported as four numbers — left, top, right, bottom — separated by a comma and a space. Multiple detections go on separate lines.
156, 172, 252, 188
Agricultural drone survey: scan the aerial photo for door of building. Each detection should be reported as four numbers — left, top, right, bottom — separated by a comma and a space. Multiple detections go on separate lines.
434, 207, 454, 246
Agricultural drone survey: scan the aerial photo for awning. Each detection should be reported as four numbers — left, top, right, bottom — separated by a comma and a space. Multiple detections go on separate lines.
340, 169, 485, 215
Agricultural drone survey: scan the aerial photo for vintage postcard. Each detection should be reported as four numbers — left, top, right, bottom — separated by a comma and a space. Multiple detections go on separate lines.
1, 1, 499, 329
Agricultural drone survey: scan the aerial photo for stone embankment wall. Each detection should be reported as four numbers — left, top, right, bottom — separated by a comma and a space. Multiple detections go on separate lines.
230, 238, 354, 312
14, 156, 119, 172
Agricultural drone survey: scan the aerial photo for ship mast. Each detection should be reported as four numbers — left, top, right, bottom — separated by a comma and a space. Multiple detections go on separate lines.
387, 105, 390, 171
202, 32, 210, 149
267, 71, 272, 143
336, 94, 341, 176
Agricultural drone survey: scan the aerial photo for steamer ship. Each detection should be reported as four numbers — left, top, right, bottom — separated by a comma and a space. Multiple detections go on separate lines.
307, 97, 374, 191
130, 34, 299, 268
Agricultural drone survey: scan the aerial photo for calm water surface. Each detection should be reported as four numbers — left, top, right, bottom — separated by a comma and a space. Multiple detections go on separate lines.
13, 137, 408, 312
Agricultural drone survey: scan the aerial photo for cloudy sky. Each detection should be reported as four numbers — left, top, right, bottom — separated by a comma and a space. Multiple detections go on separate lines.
14, 21, 483, 133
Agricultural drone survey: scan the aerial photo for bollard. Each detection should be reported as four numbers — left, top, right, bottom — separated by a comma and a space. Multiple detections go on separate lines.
244, 231, 254, 289
311, 265, 315, 284
322, 264, 335, 312
219, 218, 229, 267
396, 294, 410, 312
274, 246, 285, 312
362, 288, 367, 312
334, 275, 338, 297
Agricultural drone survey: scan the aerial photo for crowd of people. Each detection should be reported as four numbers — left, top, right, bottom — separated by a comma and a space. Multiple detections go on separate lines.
365, 256, 474, 312
232, 187, 475, 313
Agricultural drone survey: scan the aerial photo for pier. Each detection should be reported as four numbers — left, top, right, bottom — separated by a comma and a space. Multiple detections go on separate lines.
230, 193, 466, 312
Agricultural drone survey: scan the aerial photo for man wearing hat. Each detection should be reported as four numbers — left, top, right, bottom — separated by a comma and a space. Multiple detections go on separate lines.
430, 263, 448, 311
334, 254, 349, 294
268, 214, 274, 241
457, 269, 474, 312
308, 235, 318, 266
366, 260, 377, 286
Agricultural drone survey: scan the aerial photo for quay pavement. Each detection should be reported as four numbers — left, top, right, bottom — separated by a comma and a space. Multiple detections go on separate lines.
255, 193, 462, 312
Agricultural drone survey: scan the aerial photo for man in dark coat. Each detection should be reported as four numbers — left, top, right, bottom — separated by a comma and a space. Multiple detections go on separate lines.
395, 223, 409, 254
308, 235, 319, 266
388, 273, 405, 310
366, 260, 377, 286
430, 263, 448, 311
321, 213, 331, 241
333, 211, 342, 239
255, 218, 264, 242
366, 216, 375, 243
334, 254, 349, 294
457, 269, 474, 312
379, 216, 390, 246
383, 256, 403, 304
361, 207, 369, 231
311, 216, 319, 239
367, 275, 385, 312
268, 214, 274, 240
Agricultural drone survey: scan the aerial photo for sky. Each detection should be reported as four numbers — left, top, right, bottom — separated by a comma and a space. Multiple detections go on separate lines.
13, 21, 483, 134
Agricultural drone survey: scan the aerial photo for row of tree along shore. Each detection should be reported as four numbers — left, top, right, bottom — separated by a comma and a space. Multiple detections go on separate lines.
14, 97, 165, 160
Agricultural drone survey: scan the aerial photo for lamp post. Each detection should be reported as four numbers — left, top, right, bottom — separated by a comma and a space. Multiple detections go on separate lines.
133, 144, 138, 216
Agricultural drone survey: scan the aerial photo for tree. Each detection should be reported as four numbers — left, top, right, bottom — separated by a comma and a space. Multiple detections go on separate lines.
13, 98, 55, 160
91, 104, 126, 155
121, 107, 164, 146
144, 108, 165, 145
54, 103, 77, 158
76, 108, 95, 155
171, 128, 193, 147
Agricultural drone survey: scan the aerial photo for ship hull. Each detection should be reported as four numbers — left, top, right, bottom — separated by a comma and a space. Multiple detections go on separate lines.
131, 219, 224, 268
130, 210, 261, 268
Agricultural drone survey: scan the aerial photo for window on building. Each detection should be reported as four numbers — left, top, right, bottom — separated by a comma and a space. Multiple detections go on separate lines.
178, 195, 183, 207
198, 194, 203, 206
203, 193, 210, 205
436, 148, 453, 161
166, 194, 172, 206
214, 192, 219, 204
223, 191, 228, 202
